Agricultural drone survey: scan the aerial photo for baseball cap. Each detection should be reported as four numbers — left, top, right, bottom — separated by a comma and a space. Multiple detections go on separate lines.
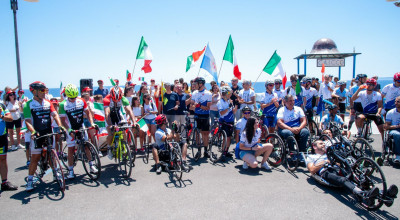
82, 87, 92, 92
18, 90, 24, 94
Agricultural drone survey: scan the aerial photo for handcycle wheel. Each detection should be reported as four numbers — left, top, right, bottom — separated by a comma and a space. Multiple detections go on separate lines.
171, 146, 183, 181
209, 130, 227, 163
309, 120, 319, 140
285, 136, 300, 172
81, 141, 101, 180
179, 124, 187, 143
189, 128, 201, 159
117, 140, 133, 178
318, 134, 334, 147
353, 157, 387, 210
126, 129, 137, 163
352, 138, 375, 160
266, 133, 285, 167
49, 149, 66, 192
260, 125, 269, 143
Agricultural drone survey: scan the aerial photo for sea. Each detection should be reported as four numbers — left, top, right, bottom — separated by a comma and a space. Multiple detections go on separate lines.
19, 77, 395, 99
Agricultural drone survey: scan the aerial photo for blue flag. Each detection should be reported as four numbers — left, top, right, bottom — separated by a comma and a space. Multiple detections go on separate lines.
200, 43, 218, 84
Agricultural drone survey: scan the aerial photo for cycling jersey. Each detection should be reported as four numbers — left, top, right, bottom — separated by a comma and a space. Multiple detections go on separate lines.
333, 88, 349, 104
238, 89, 256, 110
23, 99, 56, 134
217, 98, 234, 123
235, 117, 247, 135
191, 89, 212, 116
381, 83, 400, 110
303, 87, 318, 110
277, 106, 305, 127
274, 89, 284, 102
0, 103, 10, 136
349, 85, 365, 103
357, 91, 382, 114
155, 128, 171, 149
386, 108, 400, 128
261, 92, 278, 116
103, 95, 130, 125
320, 114, 344, 130
59, 98, 88, 130
284, 86, 303, 107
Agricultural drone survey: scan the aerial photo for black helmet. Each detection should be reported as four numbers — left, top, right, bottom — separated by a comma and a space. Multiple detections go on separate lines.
194, 77, 206, 85
29, 81, 46, 92
356, 74, 367, 80
274, 79, 282, 84
327, 104, 338, 110
241, 106, 251, 113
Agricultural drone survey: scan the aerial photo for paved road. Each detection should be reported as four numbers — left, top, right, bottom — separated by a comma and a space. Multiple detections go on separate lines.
1, 134, 399, 219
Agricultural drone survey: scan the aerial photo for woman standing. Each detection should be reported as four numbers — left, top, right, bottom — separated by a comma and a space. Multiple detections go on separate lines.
142, 93, 158, 143
131, 97, 145, 150
237, 117, 273, 170
4, 91, 23, 151
210, 84, 221, 127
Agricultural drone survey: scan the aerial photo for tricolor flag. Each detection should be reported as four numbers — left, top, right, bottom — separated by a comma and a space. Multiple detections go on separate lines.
186, 46, 206, 72
200, 43, 218, 84
93, 102, 106, 128
109, 77, 116, 86
222, 35, 241, 80
60, 81, 62, 90
321, 63, 325, 82
136, 36, 153, 73
138, 77, 145, 81
137, 118, 148, 132
126, 70, 132, 81
263, 51, 287, 89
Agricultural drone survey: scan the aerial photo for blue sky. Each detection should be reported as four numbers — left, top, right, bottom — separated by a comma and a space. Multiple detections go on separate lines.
1, 0, 399, 89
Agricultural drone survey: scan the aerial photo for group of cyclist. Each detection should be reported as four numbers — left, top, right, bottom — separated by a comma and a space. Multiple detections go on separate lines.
0, 71, 399, 200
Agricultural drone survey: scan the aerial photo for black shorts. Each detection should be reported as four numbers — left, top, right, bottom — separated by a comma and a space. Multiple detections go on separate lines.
195, 117, 210, 132
0, 135, 8, 156
5, 118, 22, 129
305, 109, 314, 122
339, 103, 346, 114
220, 122, 234, 137
354, 102, 363, 114
35, 130, 53, 149
364, 114, 384, 126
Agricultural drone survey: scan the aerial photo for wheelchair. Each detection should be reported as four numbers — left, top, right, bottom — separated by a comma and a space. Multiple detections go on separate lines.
265, 133, 301, 172
308, 143, 398, 210
157, 140, 189, 181
376, 130, 397, 166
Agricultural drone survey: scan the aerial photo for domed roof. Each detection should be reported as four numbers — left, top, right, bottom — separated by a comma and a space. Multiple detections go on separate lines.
310, 38, 339, 54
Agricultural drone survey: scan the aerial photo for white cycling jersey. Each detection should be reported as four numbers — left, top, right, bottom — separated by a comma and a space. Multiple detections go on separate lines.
381, 83, 400, 110
357, 90, 382, 114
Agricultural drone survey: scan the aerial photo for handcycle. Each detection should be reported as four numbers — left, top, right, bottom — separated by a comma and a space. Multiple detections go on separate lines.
31, 132, 67, 192
309, 142, 398, 210
305, 109, 319, 140
59, 126, 101, 180
179, 112, 203, 161
376, 130, 397, 166
157, 140, 189, 181
208, 118, 230, 163
265, 132, 300, 172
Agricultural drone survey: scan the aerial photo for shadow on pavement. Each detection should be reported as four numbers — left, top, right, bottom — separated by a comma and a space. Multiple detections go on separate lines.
96, 164, 136, 188
306, 178, 398, 220
10, 181, 65, 204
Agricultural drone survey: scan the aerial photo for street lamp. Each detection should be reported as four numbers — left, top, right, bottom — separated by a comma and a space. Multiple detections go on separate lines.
10, 0, 38, 90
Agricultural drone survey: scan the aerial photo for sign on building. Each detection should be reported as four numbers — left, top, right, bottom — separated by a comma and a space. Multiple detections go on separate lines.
317, 59, 345, 67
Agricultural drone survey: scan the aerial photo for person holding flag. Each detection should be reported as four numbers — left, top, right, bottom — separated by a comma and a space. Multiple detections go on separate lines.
284, 75, 304, 107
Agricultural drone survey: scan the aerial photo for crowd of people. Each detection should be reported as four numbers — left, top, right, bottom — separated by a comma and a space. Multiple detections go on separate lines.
0, 72, 399, 201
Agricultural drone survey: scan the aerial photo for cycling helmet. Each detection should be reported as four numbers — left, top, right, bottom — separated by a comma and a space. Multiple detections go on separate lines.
274, 79, 282, 84
194, 77, 206, 85
366, 78, 377, 86
265, 80, 274, 86
356, 73, 367, 80
337, 80, 346, 86
303, 77, 312, 83
155, 114, 167, 125
327, 104, 338, 110
394, 72, 400, 81
221, 86, 232, 94
242, 106, 251, 113
29, 81, 46, 92
64, 84, 79, 99
110, 86, 123, 102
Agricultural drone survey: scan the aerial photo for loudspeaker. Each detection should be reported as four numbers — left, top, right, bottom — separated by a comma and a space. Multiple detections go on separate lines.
80, 78, 93, 96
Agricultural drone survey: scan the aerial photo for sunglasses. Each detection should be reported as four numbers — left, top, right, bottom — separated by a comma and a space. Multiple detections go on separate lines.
366, 83, 374, 86
38, 89, 46, 93
267, 84, 274, 87
275, 83, 281, 85
243, 112, 251, 115
291, 80, 297, 82
9, 93, 15, 96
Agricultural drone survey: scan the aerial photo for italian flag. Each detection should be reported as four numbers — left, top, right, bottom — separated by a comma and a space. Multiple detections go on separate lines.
223, 35, 241, 80
126, 70, 132, 81
136, 36, 153, 73
109, 77, 116, 86
138, 77, 145, 81
93, 102, 106, 128
321, 63, 325, 82
263, 51, 287, 89
137, 118, 148, 132
186, 46, 206, 72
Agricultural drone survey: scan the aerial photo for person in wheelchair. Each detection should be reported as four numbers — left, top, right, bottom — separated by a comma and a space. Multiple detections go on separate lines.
277, 95, 310, 156
320, 104, 351, 139
307, 140, 380, 206
153, 114, 189, 174
384, 96, 400, 163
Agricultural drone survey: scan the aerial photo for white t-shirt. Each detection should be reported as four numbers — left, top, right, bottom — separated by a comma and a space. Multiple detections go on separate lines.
306, 154, 328, 167
303, 87, 318, 110
6, 101, 21, 120
386, 108, 400, 127
381, 83, 400, 110
357, 90, 382, 114
238, 89, 255, 110
143, 101, 157, 119
274, 89, 284, 102
132, 106, 142, 117
319, 82, 334, 99
239, 128, 261, 148
277, 106, 305, 127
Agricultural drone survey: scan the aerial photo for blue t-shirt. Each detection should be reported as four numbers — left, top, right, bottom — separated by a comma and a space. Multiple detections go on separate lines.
162, 92, 179, 115
177, 93, 189, 115
94, 88, 109, 98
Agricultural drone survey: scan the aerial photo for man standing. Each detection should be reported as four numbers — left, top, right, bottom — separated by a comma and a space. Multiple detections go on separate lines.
230, 77, 242, 121
284, 75, 303, 107
162, 83, 179, 127
238, 80, 255, 111
94, 80, 109, 98
175, 83, 190, 126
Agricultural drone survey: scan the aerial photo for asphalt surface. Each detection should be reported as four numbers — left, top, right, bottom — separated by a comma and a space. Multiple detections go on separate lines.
0, 134, 399, 220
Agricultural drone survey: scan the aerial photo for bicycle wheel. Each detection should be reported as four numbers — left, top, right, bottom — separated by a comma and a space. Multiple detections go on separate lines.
209, 130, 227, 163
60, 143, 69, 170
81, 142, 101, 180
117, 140, 133, 178
189, 128, 201, 158
352, 138, 375, 160
179, 124, 187, 142
171, 148, 183, 181
309, 120, 319, 140
260, 125, 269, 143
285, 136, 300, 172
143, 141, 151, 164
126, 129, 137, 163
266, 133, 285, 167
353, 157, 387, 210
49, 149, 66, 192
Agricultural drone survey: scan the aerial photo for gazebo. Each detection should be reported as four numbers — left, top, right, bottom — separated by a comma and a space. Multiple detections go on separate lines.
294, 38, 361, 79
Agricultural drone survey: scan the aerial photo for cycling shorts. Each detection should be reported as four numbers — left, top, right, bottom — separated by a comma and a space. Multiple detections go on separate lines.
0, 135, 8, 156
220, 122, 234, 137
339, 103, 346, 114
354, 102, 363, 114
195, 117, 210, 132
363, 114, 384, 126
30, 130, 53, 155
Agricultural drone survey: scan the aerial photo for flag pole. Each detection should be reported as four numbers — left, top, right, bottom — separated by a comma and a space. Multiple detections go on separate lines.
217, 60, 224, 79
253, 70, 264, 84
132, 59, 138, 75
197, 43, 208, 77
